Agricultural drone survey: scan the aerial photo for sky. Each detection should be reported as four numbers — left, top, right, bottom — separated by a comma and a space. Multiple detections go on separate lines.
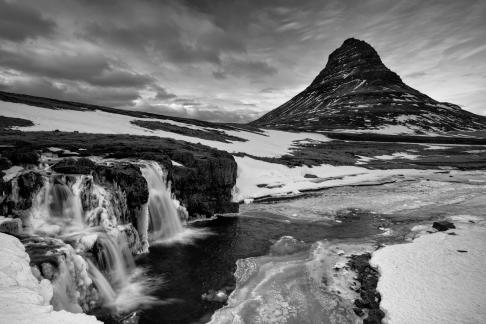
0, 0, 485, 123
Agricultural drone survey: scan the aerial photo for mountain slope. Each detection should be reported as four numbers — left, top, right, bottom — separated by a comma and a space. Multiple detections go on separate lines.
251, 38, 486, 134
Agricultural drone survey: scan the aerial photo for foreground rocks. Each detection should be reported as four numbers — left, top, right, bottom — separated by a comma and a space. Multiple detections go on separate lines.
348, 253, 385, 324
433, 220, 456, 231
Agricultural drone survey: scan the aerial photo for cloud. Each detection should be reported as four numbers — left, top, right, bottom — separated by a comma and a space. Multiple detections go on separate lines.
0, 46, 154, 88
405, 71, 427, 78
213, 58, 277, 80
0, 76, 142, 107
0, 0, 56, 41
1, 0, 485, 120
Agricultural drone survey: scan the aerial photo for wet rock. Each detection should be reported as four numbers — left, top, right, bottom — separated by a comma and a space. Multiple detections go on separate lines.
172, 150, 238, 217
41, 262, 56, 280
432, 221, 455, 231
94, 163, 149, 209
14, 171, 44, 210
348, 253, 385, 324
52, 157, 96, 174
0, 216, 22, 234
269, 236, 308, 256
0, 157, 12, 170
202, 289, 229, 303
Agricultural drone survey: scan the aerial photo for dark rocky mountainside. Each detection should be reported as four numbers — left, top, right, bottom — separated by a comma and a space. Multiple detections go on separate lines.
251, 38, 486, 134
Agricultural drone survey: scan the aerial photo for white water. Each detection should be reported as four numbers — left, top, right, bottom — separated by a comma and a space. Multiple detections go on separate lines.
140, 161, 208, 244
26, 172, 159, 315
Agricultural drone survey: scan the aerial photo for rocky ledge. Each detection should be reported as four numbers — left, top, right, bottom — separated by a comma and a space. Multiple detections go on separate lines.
0, 129, 238, 219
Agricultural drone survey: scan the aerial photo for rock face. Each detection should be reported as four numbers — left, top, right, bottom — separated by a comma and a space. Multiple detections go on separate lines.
251, 38, 486, 134
171, 150, 238, 217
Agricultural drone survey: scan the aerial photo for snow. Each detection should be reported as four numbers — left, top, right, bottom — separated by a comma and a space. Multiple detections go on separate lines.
2, 166, 23, 182
374, 152, 419, 160
0, 101, 329, 158
233, 156, 428, 201
371, 218, 486, 324
0, 233, 101, 324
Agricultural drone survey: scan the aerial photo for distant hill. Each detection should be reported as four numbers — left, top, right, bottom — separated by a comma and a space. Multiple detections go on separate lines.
251, 38, 486, 135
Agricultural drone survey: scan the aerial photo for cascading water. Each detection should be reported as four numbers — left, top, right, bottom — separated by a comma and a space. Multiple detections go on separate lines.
25, 170, 159, 316
140, 161, 207, 244
141, 162, 184, 240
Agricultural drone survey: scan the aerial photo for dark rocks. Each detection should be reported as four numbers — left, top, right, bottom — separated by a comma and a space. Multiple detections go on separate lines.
52, 157, 96, 174
2, 149, 39, 165
171, 150, 238, 217
94, 163, 149, 209
348, 253, 385, 324
0, 217, 22, 234
15, 171, 45, 210
433, 221, 455, 231
0, 156, 12, 170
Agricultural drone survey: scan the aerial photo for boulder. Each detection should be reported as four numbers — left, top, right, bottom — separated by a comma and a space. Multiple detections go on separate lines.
0, 216, 22, 234
432, 221, 455, 231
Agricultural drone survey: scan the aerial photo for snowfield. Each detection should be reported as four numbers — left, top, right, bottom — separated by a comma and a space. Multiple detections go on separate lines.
371, 217, 486, 324
0, 101, 329, 158
233, 156, 431, 202
0, 233, 101, 324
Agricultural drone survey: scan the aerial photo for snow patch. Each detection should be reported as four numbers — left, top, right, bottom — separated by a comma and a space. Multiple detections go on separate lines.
0, 233, 101, 324
371, 220, 486, 324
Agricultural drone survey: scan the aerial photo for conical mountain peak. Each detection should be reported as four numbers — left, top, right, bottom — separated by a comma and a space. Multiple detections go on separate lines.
310, 38, 402, 88
251, 39, 486, 134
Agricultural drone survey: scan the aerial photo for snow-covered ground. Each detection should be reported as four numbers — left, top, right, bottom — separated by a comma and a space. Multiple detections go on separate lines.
0, 233, 101, 324
233, 156, 433, 202
0, 101, 329, 158
371, 216, 486, 324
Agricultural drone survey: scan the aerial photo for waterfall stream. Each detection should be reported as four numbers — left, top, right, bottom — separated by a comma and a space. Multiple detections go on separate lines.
140, 161, 208, 245
26, 170, 159, 316
141, 162, 184, 240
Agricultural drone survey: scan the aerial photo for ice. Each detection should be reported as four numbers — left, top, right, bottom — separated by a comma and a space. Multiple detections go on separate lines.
208, 240, 365, 324
371, 219, 486, 324
0, 233, 101, 324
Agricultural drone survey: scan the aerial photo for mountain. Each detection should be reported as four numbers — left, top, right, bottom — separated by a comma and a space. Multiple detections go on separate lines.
251, 38, 486, 134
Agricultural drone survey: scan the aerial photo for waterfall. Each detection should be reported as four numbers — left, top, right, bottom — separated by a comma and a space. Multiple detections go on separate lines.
140, 161, 209, 244
25, 170, 159, 316
140, 161, 184, 241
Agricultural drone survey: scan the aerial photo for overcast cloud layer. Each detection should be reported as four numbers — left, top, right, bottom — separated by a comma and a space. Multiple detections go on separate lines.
0, 0, 485, 122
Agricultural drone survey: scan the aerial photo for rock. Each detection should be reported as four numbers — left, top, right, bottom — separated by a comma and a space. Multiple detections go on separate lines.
269, 236, 308, 256
171, 150, 238, 217
348, 253, 385, 324
0, 157, 12, 170
52, 157, 96, 174
0, 216, 22, 234
41, 262, 56, 280
94, 163, 149, 209
432, 221, 455, 231
201, 289, 228, 303
304, 173, 318, 178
